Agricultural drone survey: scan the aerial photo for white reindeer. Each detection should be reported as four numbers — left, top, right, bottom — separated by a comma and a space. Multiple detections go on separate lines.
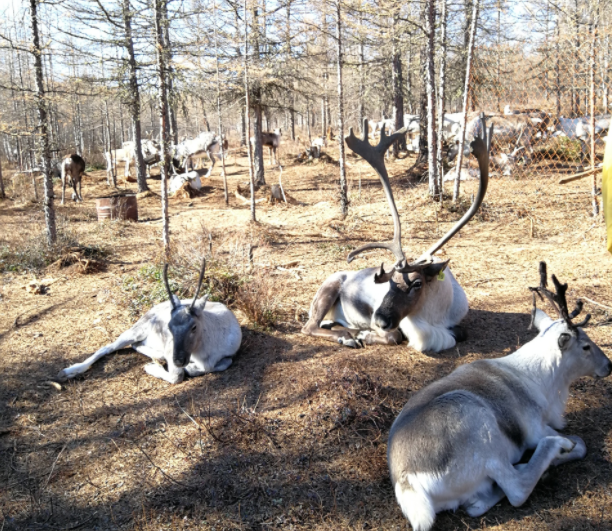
104, 140, 160, 183
388, 262, 611, 531
173, 131, 224, 177
301, 117, 491, 352
56, 260, 242, 384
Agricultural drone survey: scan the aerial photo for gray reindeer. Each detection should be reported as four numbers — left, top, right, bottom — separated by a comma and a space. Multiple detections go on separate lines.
388, 262, 611, 530
57, 259, 242, 384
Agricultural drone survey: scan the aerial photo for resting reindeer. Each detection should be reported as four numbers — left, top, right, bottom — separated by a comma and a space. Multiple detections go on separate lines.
388, 262, 611, 531
301, 117, 491, 352
61, 154, 86, 204
56, 259, 242, 384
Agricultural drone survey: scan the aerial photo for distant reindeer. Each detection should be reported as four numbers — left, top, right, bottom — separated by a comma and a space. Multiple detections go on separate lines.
172, 131, 224, 176
61, 154, 86, 204
56, 259, 242, 384
252, 129, 282, 166
388, 262, 610, 530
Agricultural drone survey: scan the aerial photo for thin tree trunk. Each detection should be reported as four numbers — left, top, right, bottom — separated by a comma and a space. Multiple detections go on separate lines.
589, 12, 599, 216
251, 2, 265, 186
425, 0, 438, 197
286, 0, 295, 141
335, 0, 348, 216
392, 8, 405, 156
244, 0, 256, 221
359, 9, 366, 130
154, 0, 171, 255
29, 0, 55, 245
453, 0, 479, 203
0, 154, 5, 199
436, 0, 448, 197
162, 0, 178, 145
122, 0, 148, 192
213, 0, 228, 203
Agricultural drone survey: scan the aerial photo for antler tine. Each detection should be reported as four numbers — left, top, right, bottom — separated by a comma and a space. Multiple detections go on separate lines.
573, 314, 591, 328
539, 261, 548, 288
551, 274, 571, 320
569, 300, 584, 319
421, 113, 491, 259
163, 263, 177, 310
189, 257, 206, 312
346, 118, 409, 267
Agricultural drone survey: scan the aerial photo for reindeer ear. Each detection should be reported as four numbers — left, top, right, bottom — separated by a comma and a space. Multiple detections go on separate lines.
374, 264, 393, 284
558, 332, 573, 351
422, 260, 450, 281
532, 308, 554, 332
191, 295, 209, 315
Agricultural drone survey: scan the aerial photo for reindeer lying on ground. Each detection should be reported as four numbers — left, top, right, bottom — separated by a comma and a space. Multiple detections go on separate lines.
388, 262, 611, 531
301, 117, 491, 352
56, 259, 242, 384
60, 154, 86, 204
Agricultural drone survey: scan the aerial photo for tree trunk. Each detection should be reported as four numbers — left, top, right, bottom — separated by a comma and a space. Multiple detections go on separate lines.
0, 154, 5, 199
453, 0, 479, 203
425, 0, 438, 197
154, 0, 171, 255
436, 0, 448, 196
213, 0, 228, 203
359, 10, 366, 130
253, 100, 266, 185
589, 13, 599, 216
244, 0, 256, 221
392, 10, 405, 156
286, 0, 296, 141
335, 0, 348, 216
29, 0, 55, 245
162, 0, 178, 145
122, 0, 148, 192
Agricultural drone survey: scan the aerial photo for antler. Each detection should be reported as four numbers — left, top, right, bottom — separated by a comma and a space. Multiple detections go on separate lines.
529, 261, 591, 330
420, 112, 493, 259
163, 263, 177, 310
189, 258, 206, 312
346, 118, 408, 268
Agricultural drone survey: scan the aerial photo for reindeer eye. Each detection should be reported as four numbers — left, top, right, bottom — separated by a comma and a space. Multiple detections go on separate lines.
582, 345, 591, 351
191, 325, 197, 332
412, 280, 422, 289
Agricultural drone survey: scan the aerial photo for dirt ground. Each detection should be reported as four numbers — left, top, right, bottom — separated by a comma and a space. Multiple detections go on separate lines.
0, 141, 611, 531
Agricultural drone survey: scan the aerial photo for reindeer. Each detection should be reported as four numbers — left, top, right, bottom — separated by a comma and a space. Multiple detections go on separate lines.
253, 129, 282, 166
388, 262, 611, 531
104, 140, 160, 183
172, 132, 224, 177
56, 259, 242, 384
60, 154, 86, 204
301, 117, 491, 352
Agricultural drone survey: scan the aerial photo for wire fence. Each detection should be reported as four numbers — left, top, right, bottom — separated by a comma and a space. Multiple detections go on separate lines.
468, 23, 610, 181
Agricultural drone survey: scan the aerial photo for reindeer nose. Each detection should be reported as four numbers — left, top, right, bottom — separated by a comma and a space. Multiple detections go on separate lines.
374, 314, 392, 331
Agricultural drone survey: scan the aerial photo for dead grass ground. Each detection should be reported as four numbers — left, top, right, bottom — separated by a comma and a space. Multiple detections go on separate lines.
0, 141, 611, 531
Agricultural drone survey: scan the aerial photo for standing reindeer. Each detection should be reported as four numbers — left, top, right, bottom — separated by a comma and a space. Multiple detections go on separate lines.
61, 154, 86, 204
388, 262, 611, 530
56, 259, 242, 384
252, 129, 282, 166
302, 117, 492, 352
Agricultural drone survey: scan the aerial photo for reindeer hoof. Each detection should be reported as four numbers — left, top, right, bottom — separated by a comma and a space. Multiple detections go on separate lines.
338, 337, 363, 349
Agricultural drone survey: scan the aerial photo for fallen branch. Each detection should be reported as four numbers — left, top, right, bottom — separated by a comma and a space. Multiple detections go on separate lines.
582, 296, 612, 311
558, 167, 600, 184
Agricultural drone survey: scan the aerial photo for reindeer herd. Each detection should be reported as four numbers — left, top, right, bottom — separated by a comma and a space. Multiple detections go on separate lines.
52, 113, 611, 530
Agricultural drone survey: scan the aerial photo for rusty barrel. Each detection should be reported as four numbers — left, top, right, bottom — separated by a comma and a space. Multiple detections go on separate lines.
95, 195, 138, 222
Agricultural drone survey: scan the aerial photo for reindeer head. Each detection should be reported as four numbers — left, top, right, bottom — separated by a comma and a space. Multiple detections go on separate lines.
345, 116, 492, 332
163, 259, 208, 368
529, 262, 611, 379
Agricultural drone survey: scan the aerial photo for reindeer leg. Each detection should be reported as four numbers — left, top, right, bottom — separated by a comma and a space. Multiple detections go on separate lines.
57, 322, 149, 381
301, 277, 364, 348
61, 176, 66, 205
356, 329, 403, 346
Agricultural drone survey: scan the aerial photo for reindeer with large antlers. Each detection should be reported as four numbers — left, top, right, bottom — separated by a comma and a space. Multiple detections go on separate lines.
56, 259, 242, 384
388, 262, 610, 530
301, 116, 492, 352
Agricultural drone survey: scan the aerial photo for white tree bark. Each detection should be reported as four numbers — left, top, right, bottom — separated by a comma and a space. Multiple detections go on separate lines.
213, 0, 228, 204
244, 0, 256, 221
453, 0, 479, 203
425, 0, 438, 197
436, 0, 448, 198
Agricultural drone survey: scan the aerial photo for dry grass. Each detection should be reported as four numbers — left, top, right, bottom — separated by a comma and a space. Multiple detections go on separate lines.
0, 146, 611, 531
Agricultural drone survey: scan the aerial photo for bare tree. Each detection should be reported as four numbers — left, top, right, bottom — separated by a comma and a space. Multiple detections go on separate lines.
213, 0, 228, 203
335, 0, 348, 216
154, 0, 171, 255
453, 0, 479, 203
425, 0, 438, 197
244, 0, 257, 221
29, 0, 56, 245
436, 0, 448, 197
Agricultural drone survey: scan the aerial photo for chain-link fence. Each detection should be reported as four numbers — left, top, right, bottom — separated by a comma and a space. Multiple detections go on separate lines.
468, 22, 609, 180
